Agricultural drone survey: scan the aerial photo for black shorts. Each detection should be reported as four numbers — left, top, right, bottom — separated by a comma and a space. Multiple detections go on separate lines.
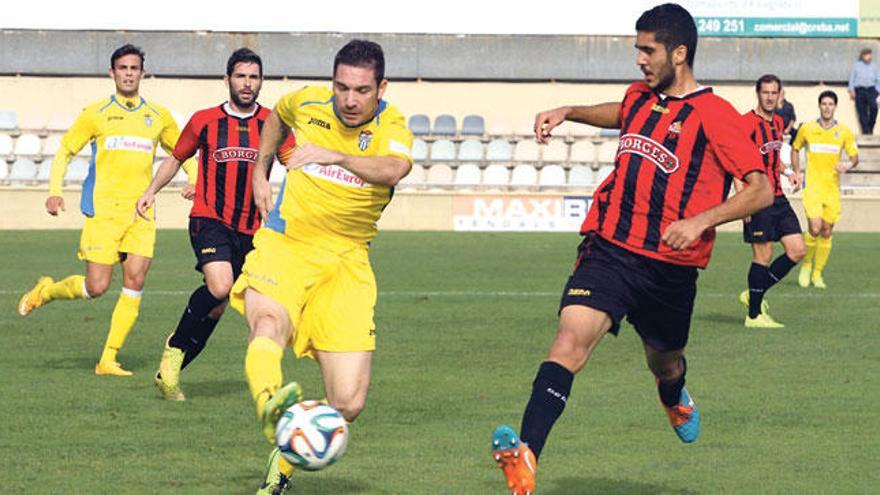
189, 217, 254, 279
742, 196, 801, 244
559, 233, 698, 351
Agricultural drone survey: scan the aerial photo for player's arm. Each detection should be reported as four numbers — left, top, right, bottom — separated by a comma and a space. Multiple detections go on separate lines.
136, 156, 182, 219
254, 111, 290, 219
837, 131, 860, 172
789, 127, 806, 192
534, 103, 621, 144
47, 110, 94, 216
287, 144, 410, 186
663, 171, 772, 250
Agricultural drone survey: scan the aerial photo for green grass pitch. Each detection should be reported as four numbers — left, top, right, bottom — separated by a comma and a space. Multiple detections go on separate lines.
1, 230, 877, 494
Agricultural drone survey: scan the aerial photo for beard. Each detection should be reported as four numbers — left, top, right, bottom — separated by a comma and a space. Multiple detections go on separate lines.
230, 89, 258, 108
652, 61, 676, 93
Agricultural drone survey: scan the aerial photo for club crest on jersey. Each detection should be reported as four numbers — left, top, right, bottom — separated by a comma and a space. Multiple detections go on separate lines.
213, 147, 258, 163
144, 114, 153, 127
358, 130, 373, 151
617, 133, 680, 174
668, 121, 683, 135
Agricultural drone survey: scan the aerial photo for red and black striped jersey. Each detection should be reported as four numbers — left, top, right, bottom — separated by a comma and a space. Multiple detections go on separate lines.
173, 103, 295, 235
740, 110, 785, 197
581, 82, 764, 268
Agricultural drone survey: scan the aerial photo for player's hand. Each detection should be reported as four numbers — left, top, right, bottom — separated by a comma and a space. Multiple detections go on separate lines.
534, 106, 569, 144
253, 174, 273, 221
286, 143, 344, 170
180, 184, 196, 201
136, 192, 155, 220
662, 217, 709, 250
45, 196, 64, 216
789, 172, 802, 192
834, 161, 851, 173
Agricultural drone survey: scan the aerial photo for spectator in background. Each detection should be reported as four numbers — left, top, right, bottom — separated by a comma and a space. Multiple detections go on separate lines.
775, 88, 797, 136
848, 48, 880, 135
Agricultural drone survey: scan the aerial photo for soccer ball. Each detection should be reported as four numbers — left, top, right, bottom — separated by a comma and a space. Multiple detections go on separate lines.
275, 401, 349, 471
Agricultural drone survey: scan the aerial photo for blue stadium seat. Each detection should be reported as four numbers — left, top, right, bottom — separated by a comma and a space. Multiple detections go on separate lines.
430, 139, 456, 162
9, 158, 37, 183
599, 128, 620, 138
408, 114, 430, 136
433, 114, 457, 137
0, 161, 7, 181
486, 139, 512, 161
461, 115, 485, 136
457, 139, 483, 161
0, 110, 17, 131
37, 161, 52, 181
412, 139, 429, 162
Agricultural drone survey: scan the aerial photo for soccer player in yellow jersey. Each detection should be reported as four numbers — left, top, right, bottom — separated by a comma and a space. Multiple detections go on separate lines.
17, 44, 193, 376
230, 40, 413, 493
790, 90, 859, 288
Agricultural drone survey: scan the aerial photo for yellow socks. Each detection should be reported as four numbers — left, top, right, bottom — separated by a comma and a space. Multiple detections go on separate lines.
41, 275, 88, 302
803, 233, 817, 269
245, 336, 283, 417
279, 456, 295, 477
815, 236, 832, 275
99, 288, 142, 364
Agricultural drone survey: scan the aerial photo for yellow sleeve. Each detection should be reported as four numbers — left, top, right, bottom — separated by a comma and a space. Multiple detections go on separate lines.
791, 124, 807, 151
158, 108, 180, 155
274, 90, 301, 129
50, 109, 95, 196
377, 113, 414, 164
843, 128, 859, 157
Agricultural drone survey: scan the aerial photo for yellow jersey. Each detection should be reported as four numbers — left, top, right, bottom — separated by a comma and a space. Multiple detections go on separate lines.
49, 94, 184, 217
267, 86, 413, 247
791, 120, 858, 193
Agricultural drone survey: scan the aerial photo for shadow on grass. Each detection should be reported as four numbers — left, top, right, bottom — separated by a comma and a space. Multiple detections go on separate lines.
225, 471, 374, 495
185, 378, 246, 398
694, 312, 741, 325
544, 476, 698, 495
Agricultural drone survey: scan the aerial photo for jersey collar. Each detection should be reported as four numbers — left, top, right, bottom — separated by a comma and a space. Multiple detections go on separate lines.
111, 94, 145, 112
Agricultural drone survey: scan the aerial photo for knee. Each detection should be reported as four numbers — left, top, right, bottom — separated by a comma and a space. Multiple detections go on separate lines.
808, 226, 821, 237
85, 277, 110, 298
206, 279, 233, 300
648, 358, 684, 382
820, 227, 833, 239
787, 244, 806, 263
123, 273, 147, 291
330, 395, 366, 423
547, 331, 592, 373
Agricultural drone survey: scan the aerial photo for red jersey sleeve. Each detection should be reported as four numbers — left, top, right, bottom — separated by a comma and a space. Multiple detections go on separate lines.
171, 116, 200, 162
701, 98, 764, 180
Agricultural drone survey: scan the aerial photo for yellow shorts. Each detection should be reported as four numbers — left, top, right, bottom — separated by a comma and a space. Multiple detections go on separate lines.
802, 189, 840, 224
78, 212, 156, 265
230, 229, 377, 359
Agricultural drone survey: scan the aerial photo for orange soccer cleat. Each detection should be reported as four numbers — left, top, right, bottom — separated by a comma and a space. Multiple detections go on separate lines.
491, 425, 536, 495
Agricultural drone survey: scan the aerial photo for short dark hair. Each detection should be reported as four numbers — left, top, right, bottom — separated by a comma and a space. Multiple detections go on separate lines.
110, 44, 145, 70
755, 74, 782, 93
226, 48, 263, 78
819, 90, 838, 105
635, 3, 698, 68
333, 39, 385, 86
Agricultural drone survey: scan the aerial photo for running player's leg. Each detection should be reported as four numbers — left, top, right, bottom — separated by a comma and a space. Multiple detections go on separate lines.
643, 343, 698, 442
813, 220, 834, 288
800, 216, 823, 288
19, 254, 112, 317
769, 232, 805, 289
745, 241, 773, 319
314, 351, 372, 422
243, 288, 300, 439
96, 254, 151, 375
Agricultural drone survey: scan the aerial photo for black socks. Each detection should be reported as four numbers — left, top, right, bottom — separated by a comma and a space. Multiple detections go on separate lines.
520, 361, 574, 460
